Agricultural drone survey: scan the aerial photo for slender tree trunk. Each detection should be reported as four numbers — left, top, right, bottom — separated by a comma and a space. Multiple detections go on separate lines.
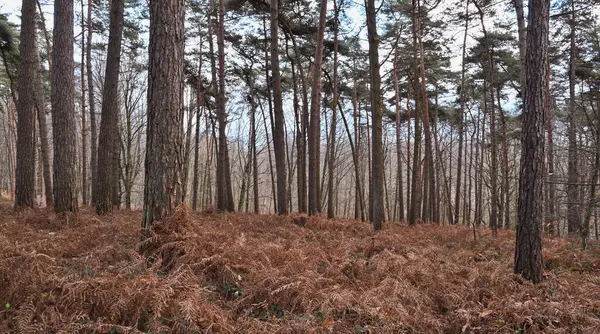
216, 0, 234, 212
141, 0, 185, 233
366, 0, 384, 230
567, 0, 580, 235
251, 94, 259, 214
308, 0, 327, 215
514, 0, 549, 284
327, 0, 341, 219
35, 61, 52, 206
87, 0, 98, 206
545, 57, 556, 233
454, 0, 469, 225
416, 0, 434, 223
269, 0, 288, 215
15, 0, 37, 209
394, 46, 405, 221
96, 0, 124, 215
192, 41, 203, 211
80, 0, 88, 205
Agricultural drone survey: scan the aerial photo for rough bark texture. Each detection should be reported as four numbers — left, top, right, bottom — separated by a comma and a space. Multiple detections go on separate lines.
141, 0, 185, 232
514, 0, 549, 284
51, 0, 78, 213
96, 0, 124, 215
308, 0, 327, 215
366, 0, 384, 231
270, 0, 288, 215
15, 0, 37, 209
216, 0, 234, 212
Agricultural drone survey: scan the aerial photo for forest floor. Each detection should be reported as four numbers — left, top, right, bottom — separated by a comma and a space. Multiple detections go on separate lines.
0, 203, 600, 333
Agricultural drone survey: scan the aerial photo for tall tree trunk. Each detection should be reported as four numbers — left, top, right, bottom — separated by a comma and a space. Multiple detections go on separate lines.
87, 0, 98, 206
545, 58, 556, 233
142, 0, 185, 232
182, 89, 194, 204
251, 94, 259, 214
51, 0, 78, 213
416, 0, 435, 223
35, 61, 52, 206
393, 47, 405, 221
15, 0, 37, 209
270, 0, 288, 215
454, 0, 469, 225
192, 42, 203, 211
352, 63, 365, 220
308, 0, 327, 215
327, 0, 341, 219
567, 0, 580, 235
96, 0, 124, 215
409, 0, 422, 225
216, 0, 234, 212
80, 0, 88, 205
366, 0, 384, 230
514, 0, 549, 284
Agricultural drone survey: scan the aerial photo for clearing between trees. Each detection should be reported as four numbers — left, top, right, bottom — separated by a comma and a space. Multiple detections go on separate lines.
0, 204, 599, 333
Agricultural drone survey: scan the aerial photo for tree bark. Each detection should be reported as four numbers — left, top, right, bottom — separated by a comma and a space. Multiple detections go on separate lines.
270, 0, 288, 215
15, 0, 37, 209
514, 0, 549, 284
51, 0, 78, 213
308, 0, 328, 215
141, 0, 185, 232
216, 0, 234, 212
96, 0, 124, 215
366, 0, 384, 230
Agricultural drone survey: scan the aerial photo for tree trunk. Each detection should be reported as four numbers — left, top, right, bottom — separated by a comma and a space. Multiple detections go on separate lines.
216, 0, 234, 212
142, 0, 185, 232
454, 0, 469, 225
567, 0, 580, 235
514, 0, 549, 284
308, 0, 327, 215
393, 47, 405, 221
270, 0, 288, 215
35, 62, 52, 206
327, 0, 340, 219
80, 0, 88, 205
51, 0, 78, 213
15, 0, 37, 209
87, 0, 98, 206
96, 0, 124, 215
192, 44, 203, 211
416, 0, 435, 223
366, 0, 384, 230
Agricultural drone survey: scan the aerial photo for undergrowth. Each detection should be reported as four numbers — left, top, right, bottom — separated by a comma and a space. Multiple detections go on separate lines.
0, 204, 599, 333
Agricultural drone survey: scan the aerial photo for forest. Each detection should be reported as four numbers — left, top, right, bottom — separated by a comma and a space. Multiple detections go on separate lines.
0, 0, 599, 332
